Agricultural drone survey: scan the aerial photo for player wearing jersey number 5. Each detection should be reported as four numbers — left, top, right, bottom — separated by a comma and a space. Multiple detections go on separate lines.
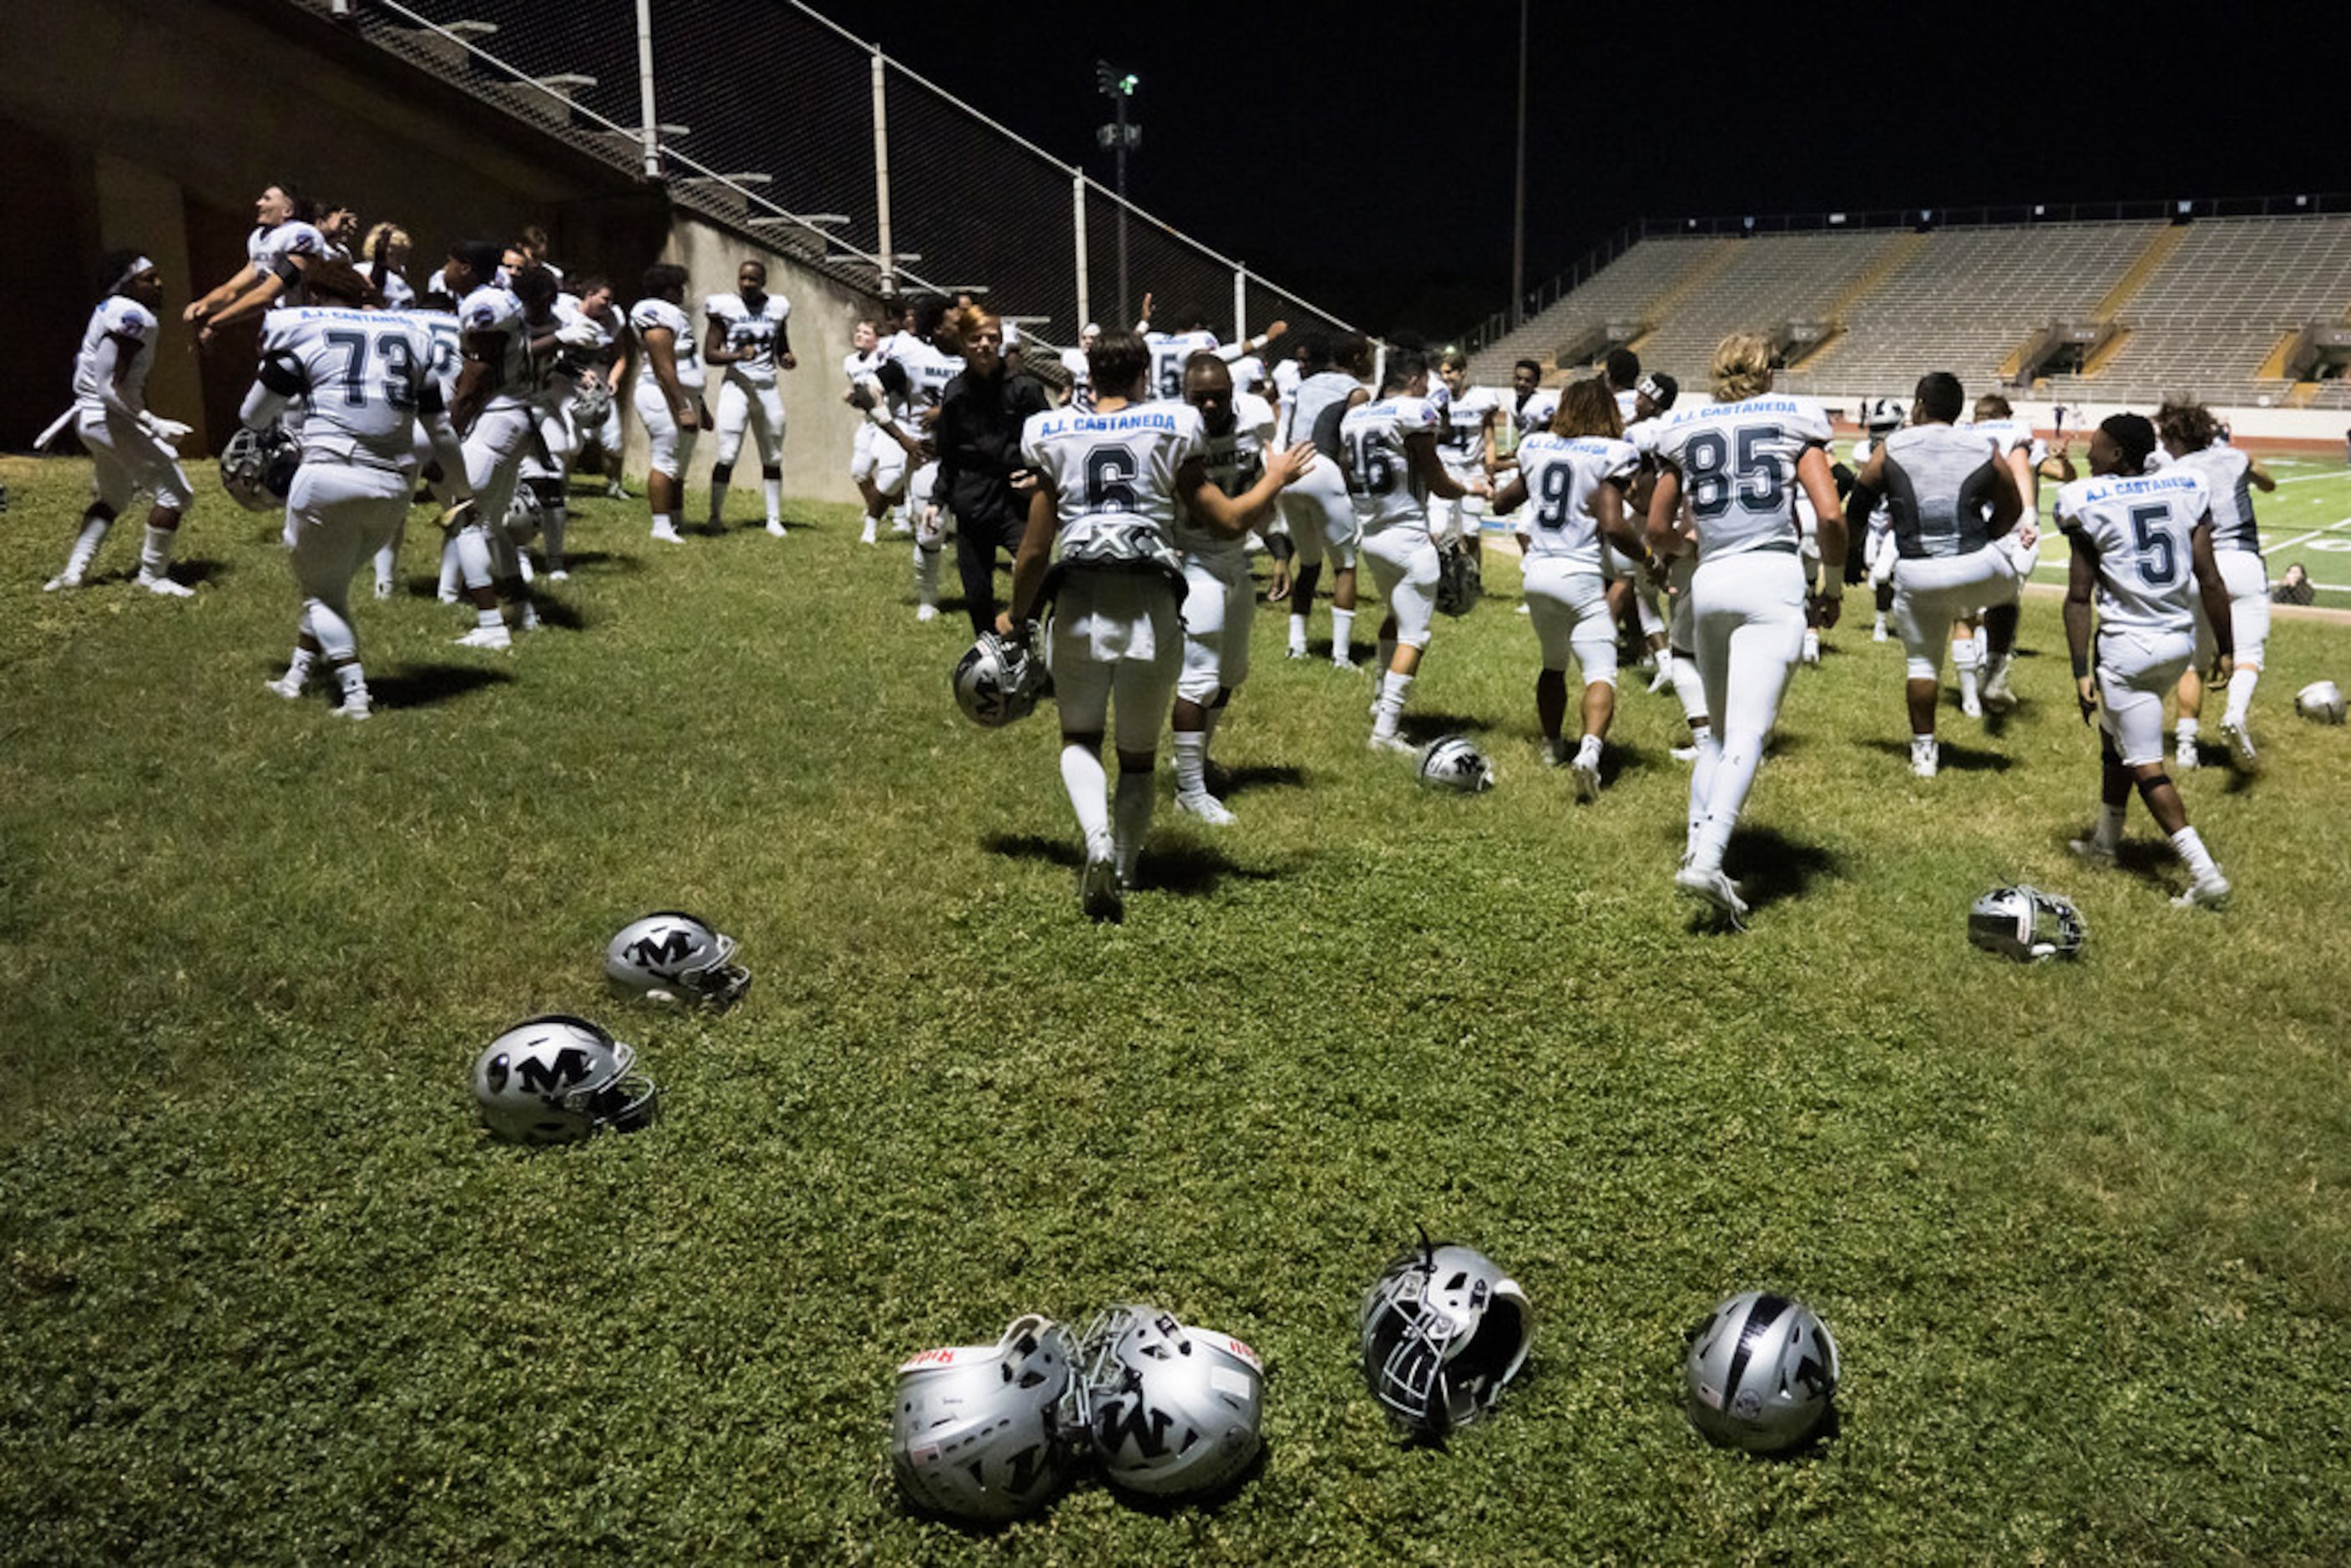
2059, 413, 2234, 909
1003, 330, 1314, 923
1646, 334, 1847, 929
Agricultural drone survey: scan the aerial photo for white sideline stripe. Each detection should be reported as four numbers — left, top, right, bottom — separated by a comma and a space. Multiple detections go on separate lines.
2273, 471, 2348, 484
2261, 518, 2351, 555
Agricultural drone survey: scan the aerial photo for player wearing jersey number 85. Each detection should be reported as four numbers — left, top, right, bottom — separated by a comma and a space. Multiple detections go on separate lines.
1646, 334, 1848, 928
1004, 331, 1316, 921
2058, 412, 2235, 908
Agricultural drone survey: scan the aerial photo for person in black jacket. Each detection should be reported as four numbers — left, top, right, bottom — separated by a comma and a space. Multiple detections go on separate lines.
933, 305, 1054, 635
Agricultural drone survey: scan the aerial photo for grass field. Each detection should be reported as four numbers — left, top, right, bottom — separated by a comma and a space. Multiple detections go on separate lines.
3, 450, 2349, 1563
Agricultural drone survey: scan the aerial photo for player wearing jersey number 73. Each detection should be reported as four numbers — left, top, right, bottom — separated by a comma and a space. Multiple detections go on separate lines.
2059, 413, 2234, 909
1002, 330, 1316, 923
1646, 334, 1847, 929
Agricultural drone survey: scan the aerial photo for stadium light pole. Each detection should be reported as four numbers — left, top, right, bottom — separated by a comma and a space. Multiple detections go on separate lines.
1095, 62, 1140, 325
1510, 0, 1527, 330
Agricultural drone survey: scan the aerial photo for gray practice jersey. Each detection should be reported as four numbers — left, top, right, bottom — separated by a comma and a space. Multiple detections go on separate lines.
1880, 422, 2010, 559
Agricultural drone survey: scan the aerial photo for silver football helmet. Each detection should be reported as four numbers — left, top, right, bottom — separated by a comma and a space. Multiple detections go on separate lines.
503, 484, 544, 543
1686, 1291, 1840, 1454
891, 1313, 1084, 1524
1434, 541, 1484, 617
1861, 396, 1908, 435
220, 423, 297, 512
471, 1014, 658, 1146
1417, 736, 1495, 793
1078, 1306, 1266, 1500
571, 376, 614, 434
1360, 1240, 1533, 1438
1967, 883, 2086, 962
604, 911, 751, 1009
2295, 679, 2346, 725
953, 629, 1049, 727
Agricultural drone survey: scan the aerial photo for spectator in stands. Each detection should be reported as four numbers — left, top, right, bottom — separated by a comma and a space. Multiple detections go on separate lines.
933, 304, 1052, 635
2273, 561, 2315, 606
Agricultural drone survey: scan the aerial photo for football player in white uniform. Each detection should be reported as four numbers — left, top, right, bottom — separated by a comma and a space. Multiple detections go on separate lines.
1843, 373, 2025, 776
1646, 334, 1846, 928
1278, 334, 1371, 664
629, 263, 707, 544
185, 183, 326, 345
866, 296, 964, 618
2156, 397, 2275, 771
558, 276, 629, 506
1135, 291, 1285, 400
46, 252, 198, 595
703, 260, 795, 538
843, 319, 897, 543
2058, 412, 2233, 908
1430, 350, 1499, 555
247, 263, 474, 720
1491, 380, 1651, 799
1058, 322, 1099, 412
511, 266, 604, 582
1004, 330, 1312, 921
1616, 372, 1681, 687
1509, 358, 1560, 445
1963, 392, 2050, 712
1342, 351, 1494, 753
1170, 354, 1289, 824
444, 243, 540, 646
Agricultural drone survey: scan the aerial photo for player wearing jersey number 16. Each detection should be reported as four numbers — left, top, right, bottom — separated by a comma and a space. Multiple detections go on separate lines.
1002, 330, 1315, 923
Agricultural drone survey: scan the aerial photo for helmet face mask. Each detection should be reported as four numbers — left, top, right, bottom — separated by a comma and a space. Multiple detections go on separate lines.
1968, 883, 2086, 962
1686, 1291, 1839, 1454
605, 912, 751, 1009
1359, 1242, 1532, 1438
1077, 1306, 1265, 1500
1417, 736, 1495, 793
220, 425, 297, 512
892, 1314, 1084, 1524
471, 1014, 659, 1146
572, 377, 613, 429
953, 629, 1049, 727
2295, 679, 2346, 725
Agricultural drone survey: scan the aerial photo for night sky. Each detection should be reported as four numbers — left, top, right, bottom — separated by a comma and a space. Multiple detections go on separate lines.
796, 0, 2351, 339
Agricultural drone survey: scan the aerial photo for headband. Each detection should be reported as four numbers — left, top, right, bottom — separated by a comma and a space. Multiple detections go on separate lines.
116, 255, 155, 295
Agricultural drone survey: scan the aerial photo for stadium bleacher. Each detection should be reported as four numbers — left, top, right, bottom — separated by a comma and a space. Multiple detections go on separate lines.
1474, 214, 2351, 412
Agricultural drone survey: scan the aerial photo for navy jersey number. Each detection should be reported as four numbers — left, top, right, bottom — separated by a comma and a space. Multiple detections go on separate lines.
2129, 503, 2178, 586
1086, 447, 1139, 512
1684, 425, 1785, 520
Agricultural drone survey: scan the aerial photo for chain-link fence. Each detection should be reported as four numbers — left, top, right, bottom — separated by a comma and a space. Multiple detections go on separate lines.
296, 0, 1354, 354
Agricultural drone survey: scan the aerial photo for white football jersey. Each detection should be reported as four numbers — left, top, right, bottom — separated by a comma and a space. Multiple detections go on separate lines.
1230, 354, 1267, 392
880, 330, 960, 420
705, 290, 790, 385
1145, 329, 1220, 401
1515, 432, 1639, 569
1340, 395, 1441, 536
407, 308, 463, 402
1272, 356, 1302, 402
377, 271, 416, 311
1290, 370, 1362, 454
1021, 400, 1209, 556
1967, 416, 2045, 466
629, 296, 704, 392
1879, 422, 2011, 559
459, 284, 535, 412
2055, 468, 2213, 636
1059, 346, 1094, 411
72, 296, 160, 412
1514, 387, 1560, 440
2167, 444, 2260, 555
1614, 387, 1640, 426
1438, 385, 1500, 475
248, 221, 326, 311
1176, 392, 1276, 558
1651, 393, 1833, 560
256, 307, 441, 472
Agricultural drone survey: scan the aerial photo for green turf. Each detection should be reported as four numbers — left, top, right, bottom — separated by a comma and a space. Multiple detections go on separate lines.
3, 453, 2349, 1563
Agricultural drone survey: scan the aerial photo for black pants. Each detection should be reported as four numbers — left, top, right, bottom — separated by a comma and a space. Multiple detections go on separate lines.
955, 509, 1029, 635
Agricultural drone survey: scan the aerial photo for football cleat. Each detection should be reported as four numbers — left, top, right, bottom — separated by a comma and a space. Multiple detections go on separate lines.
2066, 837, 2118, 868
1675, 863, 1749, 929
1173, 791, 1236, 827
2172, 873, 2232, 912
454, 624, 513, 650
136, 569, 195, 598
1570, 755, 1602, 802
1079, 852, 1122, 923
2218, 719, 2259, 772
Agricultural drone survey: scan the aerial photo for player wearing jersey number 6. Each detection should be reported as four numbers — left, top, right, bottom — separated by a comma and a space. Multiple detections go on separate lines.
1003, 330, 1315, 923
1646, 334, 1847, 928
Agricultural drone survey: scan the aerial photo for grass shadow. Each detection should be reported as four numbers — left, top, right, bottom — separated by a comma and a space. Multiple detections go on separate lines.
1135, 840, 1284, 898
983, 832, 1082, 872
370, 662, 518, 711
1217, 763, 1307, 800
174, 559, 233, 588
1860, 737, 2013, 773
1400, 711, 1495, 744
524, 596, 589, 633
1724, 825, 1840, 912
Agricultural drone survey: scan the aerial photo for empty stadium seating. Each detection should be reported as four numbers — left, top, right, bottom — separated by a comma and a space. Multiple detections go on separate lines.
1474, 215, 2351, 411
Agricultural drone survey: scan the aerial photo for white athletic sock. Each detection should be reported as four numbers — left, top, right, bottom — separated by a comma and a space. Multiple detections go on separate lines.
438, 534, 462, 599
377, 517, 405, 594
1693, 730, 1767, 872
2171, 825, 2220, 883
2176, 716, 2200, 751
66, 513, 111, 578
1060, 745, 1110, 849
475, 606, 503, 632
334, 661, 368, 703
2222, 668, 2258, 728
282, 645, 317, 685
1673, 654, 1709, 730
1112, 767, 1154, 881
1576, 734, 1602, 770
1371, 670, 1413, 739
1287, 611, 1308, 655
1172, 730, 1209, 797
140, 524, 178, 575
1332, 608, 1356, 661
1687, 729, 1720, 862
2095, 802, 2126, 852
1953, 633, 1979, 705
762, 478, 782, 527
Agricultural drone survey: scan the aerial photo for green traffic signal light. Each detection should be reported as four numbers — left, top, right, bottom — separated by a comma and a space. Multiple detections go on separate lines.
1120, 74, 1139, 94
